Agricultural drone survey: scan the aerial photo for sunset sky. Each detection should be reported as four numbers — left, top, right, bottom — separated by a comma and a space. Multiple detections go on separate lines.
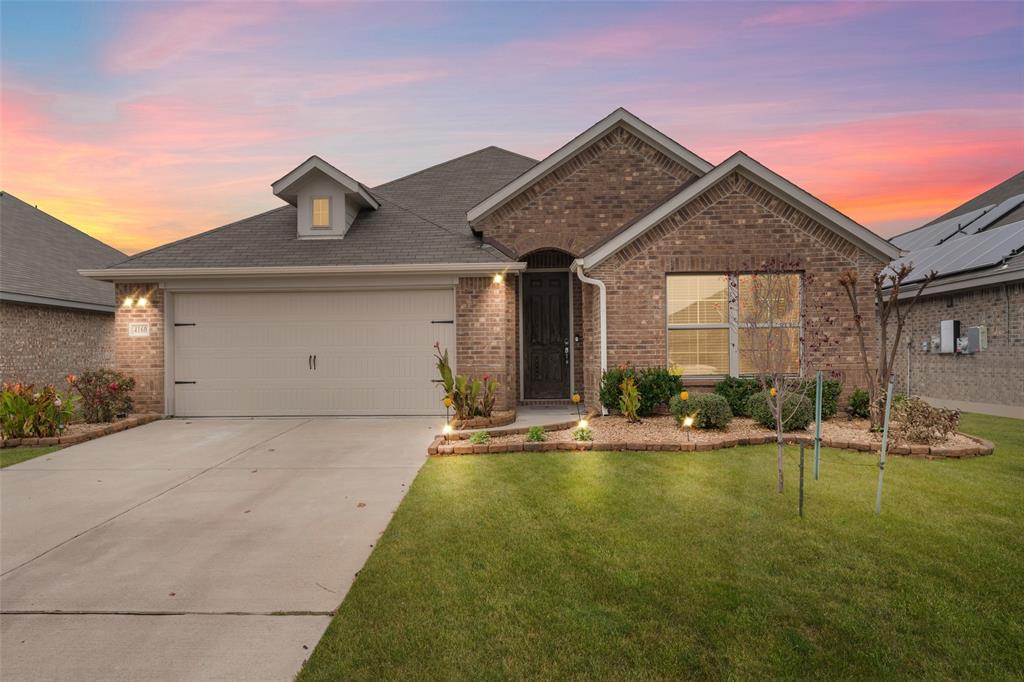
2, 1, 1022, 255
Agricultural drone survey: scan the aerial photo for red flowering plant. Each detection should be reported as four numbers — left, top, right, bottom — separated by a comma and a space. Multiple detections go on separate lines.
72, 369, 136, 423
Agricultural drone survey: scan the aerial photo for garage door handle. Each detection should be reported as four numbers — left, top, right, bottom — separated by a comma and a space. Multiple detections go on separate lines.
313, 354, 317, 371
308, 354, 312, 370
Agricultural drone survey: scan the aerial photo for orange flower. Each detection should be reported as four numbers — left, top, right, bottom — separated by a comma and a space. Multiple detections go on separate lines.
770, 387, 777, 397
571, 393, 581, 404
679, 390, 689, 401
442, 397, 453, 408
66, 374, 77, 385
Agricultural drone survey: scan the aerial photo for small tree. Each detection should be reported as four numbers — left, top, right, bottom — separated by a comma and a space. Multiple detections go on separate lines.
734, 258, 832, 493
838, 264, 935, 429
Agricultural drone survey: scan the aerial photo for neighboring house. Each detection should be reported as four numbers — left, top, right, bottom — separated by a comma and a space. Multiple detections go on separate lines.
0, 192, 125, 386
83, 108, 899, 417
887, 172, 1024, 419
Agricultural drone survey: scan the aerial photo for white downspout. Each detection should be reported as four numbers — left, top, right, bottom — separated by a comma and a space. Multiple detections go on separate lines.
573, 259, 608, 415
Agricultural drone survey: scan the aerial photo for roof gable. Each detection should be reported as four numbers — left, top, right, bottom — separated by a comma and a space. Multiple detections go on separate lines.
580, 152, 901, 268
271, 155, 380, 210
467, 108, 713, 224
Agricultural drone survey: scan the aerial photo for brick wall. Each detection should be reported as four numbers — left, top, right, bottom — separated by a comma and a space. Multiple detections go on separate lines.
888, 281, 1023, 412
455, 275, 518, 410
0, 301, 115, 387
475, 126, 695, 258
580, 171, 883, 410
113, 283, 165, 414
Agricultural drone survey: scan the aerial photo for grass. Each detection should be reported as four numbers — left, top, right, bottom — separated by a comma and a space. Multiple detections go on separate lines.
0, 445, 62, 468
299, 413, 1024, 680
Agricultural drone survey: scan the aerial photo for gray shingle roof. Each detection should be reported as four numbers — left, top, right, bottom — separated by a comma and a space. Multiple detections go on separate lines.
110, 147, 537, 270
923, 170, 1024, 229
0, 192, 124, 309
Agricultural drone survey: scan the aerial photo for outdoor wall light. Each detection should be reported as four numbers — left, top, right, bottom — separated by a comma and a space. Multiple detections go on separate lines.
122, 297, 133, 307
493, 273, 504, 284
136, 297, 148, 307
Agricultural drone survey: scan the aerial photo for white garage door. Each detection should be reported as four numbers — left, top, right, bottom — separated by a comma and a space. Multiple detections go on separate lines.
172, 290, 454, 416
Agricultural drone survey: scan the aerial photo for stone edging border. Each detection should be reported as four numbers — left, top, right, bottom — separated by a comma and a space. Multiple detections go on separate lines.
428, 425, 994, 459
0, 414, 164, 449
451, 410, 517, 431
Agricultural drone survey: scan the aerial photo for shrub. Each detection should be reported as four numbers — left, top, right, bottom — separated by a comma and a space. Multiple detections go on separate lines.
601, 366, 681, 415
618, 376, 641, 423
572, 426, 593, 441
747, 390, 813, 431
669, 392, 733, 429
891, 398, 960, 445
790, 378, 842, 419
599, 366, 634, 412
636, 368, 682, 416
1, 382, 78, 438
526, 426, 546, 442
478, 376, 499, 417
713, 377, 760, 417
847, 388, 870, 419
72, 370, 135, 423
468, 431, 491, 445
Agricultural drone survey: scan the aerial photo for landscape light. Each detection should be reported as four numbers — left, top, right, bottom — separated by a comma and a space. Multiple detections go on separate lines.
578, 419, 588, 429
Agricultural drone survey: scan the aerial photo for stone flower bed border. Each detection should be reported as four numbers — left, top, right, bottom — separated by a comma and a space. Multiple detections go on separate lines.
0, 413, 163, 448
450, 409, 517, 431
429, 422, 994, 460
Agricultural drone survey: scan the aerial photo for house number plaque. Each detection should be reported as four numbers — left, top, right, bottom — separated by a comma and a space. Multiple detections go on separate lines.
128, 322, 150, 338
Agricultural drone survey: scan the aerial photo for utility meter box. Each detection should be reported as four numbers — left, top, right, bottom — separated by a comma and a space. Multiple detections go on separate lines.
940, 320, 960, 354
966, 325, 988, 353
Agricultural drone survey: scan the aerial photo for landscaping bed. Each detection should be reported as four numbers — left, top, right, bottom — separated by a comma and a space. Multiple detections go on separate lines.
0, 413, 162, 448
430, 415, 992, 459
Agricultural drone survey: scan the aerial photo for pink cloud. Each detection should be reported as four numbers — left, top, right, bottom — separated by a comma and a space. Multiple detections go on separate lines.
713, 108, 1024, 233
104, 2, 281, 73
744, 2, 887, 27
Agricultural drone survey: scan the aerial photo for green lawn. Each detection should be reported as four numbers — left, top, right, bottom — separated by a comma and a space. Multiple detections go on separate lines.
299, 413, 1024, 680
0, 445, 62, 468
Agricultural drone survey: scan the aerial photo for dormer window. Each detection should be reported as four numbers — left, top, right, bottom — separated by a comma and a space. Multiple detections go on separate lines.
312, 197, 331, 228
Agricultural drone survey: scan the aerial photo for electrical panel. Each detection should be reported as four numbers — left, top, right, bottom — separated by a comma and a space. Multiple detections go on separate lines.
940, 320, 960, 354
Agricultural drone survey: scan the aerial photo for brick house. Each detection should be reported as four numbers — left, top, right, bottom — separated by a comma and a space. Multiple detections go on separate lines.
0, 192, 124, 386
84, 108, 899, 417
887, 172, 1024, 419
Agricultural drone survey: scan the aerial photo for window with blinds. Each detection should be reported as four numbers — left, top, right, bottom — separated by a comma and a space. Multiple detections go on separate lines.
666, 273, 802, 377
667, 275, 730, 376
312, 197, 331, 227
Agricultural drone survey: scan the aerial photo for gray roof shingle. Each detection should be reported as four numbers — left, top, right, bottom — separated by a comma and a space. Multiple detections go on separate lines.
110, 147, 537, 270
0, 192, 125, 309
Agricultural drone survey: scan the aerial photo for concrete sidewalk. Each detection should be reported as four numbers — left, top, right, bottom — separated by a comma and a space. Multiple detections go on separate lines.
0, 417, 435, 681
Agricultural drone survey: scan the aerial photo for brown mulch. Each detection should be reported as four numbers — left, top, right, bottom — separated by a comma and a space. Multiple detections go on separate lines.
486, 415, 976, 450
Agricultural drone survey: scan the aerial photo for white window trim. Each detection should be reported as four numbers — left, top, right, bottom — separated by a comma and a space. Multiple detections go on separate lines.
312, 196, 331, 228
666, 273, 803, 379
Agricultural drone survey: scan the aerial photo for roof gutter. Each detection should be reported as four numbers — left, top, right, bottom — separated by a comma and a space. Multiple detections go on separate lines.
79, 262, 526, 282
571, 259, 608, 415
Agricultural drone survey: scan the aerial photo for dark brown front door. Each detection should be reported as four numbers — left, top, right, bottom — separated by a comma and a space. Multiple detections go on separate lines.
523, 272, 570, 399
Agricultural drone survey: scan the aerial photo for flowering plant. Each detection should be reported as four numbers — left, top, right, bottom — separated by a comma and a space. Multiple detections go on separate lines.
1, 382, 78, 438
72, 369, 135, 423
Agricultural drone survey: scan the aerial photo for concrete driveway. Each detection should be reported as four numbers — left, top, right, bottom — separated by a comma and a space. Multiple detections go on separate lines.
0, 417, 436, 681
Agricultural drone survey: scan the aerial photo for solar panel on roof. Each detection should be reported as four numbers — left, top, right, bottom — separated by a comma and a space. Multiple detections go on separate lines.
892, 219, 1024, 283
959, 193, 1024, 236
890, 205, 993, 250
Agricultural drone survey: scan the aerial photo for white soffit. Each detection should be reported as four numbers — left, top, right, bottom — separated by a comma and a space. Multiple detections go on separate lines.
466, 107, 714, 224
581, 152, 901, 268
272, 155, 380, 209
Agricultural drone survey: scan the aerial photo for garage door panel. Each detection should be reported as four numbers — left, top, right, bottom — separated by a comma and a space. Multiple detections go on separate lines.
173, 290, 454, 416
